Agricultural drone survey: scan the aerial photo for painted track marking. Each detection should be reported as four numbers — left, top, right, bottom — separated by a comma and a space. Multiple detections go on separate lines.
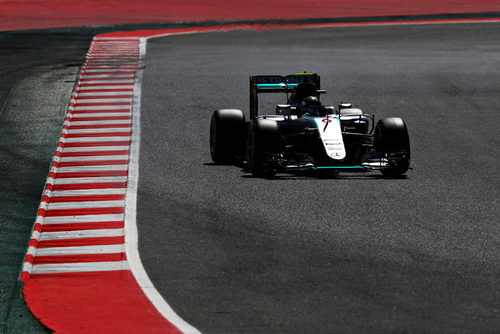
21, 36, 197, 333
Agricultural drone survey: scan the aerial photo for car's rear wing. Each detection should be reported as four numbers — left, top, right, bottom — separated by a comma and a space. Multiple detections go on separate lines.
249, 73, 321, 119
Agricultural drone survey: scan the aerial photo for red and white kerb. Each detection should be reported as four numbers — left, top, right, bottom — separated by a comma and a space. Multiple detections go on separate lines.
20, 37, 195, 333
21, 37, 139, 280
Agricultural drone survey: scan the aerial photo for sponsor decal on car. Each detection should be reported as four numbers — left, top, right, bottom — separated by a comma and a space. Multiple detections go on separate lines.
314, 117, 346, 160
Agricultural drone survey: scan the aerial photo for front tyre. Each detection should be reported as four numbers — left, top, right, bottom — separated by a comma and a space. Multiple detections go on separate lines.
210, 109, 246, 164
374, 117, 410, 177
248, 119, 282, 177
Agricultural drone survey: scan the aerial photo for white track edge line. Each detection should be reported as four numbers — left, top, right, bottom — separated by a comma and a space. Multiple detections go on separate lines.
125, 37, 200, 334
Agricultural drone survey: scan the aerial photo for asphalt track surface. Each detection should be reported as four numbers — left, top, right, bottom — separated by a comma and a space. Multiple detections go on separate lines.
138, 23, 500, 333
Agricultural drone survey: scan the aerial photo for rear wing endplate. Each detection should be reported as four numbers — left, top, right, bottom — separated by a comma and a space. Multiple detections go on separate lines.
249, 73, 320, 119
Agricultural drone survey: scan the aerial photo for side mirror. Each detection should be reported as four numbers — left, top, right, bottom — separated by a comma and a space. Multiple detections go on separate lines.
339, 103, 352, 110
324, 106, 337, 115
276, 104, 291, 115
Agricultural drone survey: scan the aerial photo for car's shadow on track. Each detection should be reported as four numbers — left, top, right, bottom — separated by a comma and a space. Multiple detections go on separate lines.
204, 163, 409, 180
240, 173, 409, 181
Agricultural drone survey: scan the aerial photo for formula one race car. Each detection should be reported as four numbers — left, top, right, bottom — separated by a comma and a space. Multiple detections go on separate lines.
210, 73, 410, 177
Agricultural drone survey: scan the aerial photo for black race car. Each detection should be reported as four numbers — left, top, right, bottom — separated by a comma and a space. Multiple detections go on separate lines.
210, 73, 410, 177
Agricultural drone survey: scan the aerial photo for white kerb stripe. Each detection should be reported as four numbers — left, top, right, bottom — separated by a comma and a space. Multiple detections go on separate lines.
85, 59, 137, 62
79, 80, 134, 85
22, 262, 33, 274
85, 60, 136, 63
87, 55, 137, 58
82, 68, 137, 72
83, 69, 136, 73
82, 66, 137, 70
32, 261, 129, 274
54, 176, 128, 184
86, 57, 137, 60
85, 60, 137, 63
70, 120, 132, 125
75, 104, 130, 111
35, 244, 125, 256
47, 201, 125, 210
68, 128, 131, 134
62, 147, 129, 152
82, 75, 135, 79
57, 165, 128, 172
64, 137, 131, 143
90, 46, 138, 48
89, 50, 138, 52
39, 228, 124, 240
82, 66, 137, 71
71, 112, 131, 117
76, 92, 134, 97
51, 189, 127, 197
43, 214, 125, 224
59, 155, 129, 162
74, 98, 132, 103
77, 85, 134, 90
89, 50, 138, 53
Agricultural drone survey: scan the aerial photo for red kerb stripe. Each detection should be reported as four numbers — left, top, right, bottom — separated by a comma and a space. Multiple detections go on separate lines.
74, 104, 131, 109
26, 269, 130, 279
63, 141, 130, 147
77, 83, 134, 87
84, 64, 137, 67
70, 116, 131, 122
33, 253, 126, 264
75, 95, 133, 99
76, 99, 132, 107
82, 68, 136, 75
37, 236, 124, 248
49, 194, 126, 203
58, 160, 128, 167
66, 132, 131, 138
71, 109, 131, 114
52, 183, 127, 191
45, 207, 125, 217
42, 221, 124, 232
55, 170, 128, 178
68, 124, 131, 130
88, 52, 137, 54
60, 150, 129, 157
80, 76, 134, 80
84, 63, 136, 67
75, 89, 134, 93
82, 66, 137, 71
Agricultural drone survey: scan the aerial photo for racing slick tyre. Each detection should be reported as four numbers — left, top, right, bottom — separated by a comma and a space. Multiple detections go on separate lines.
248, 119, 283, 178
375, 117, 411, 177
210, 109, 246, 164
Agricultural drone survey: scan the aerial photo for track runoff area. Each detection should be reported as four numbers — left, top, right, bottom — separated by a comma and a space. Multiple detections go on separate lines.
20, 17, 500, 333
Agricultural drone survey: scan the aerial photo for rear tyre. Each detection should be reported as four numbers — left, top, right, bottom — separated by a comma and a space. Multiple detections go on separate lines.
374, 117, 410, 177
248, 119, 282, 177
210, 109, 246, 164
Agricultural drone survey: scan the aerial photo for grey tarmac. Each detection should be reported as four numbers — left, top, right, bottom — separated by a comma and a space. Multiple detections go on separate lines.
138, 23, 500, 333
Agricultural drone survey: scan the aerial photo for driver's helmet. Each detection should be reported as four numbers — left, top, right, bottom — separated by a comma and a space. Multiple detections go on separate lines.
290, 82, 318, 104
298, 96, 323, 117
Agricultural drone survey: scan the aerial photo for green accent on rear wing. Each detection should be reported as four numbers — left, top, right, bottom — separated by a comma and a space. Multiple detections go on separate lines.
257, 83, 299, 88
294, 72, 314, 76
